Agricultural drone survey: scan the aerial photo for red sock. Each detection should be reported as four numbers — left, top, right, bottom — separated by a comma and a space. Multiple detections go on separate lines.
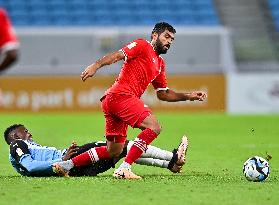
72, 146, 110, 167
125, 128, 158, 165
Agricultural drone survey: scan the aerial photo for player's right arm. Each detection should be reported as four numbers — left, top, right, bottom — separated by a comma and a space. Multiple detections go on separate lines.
81, 51, 125, 82
62, 141, 79, 161
10, 140, 61, 176
0, 49, 18, 73
0, 8, 19, 74
81, 39, 144, 82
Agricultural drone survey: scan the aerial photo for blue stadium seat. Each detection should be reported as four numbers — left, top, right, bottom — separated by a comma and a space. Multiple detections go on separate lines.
269, 0, 279, 6
30, 17, 52, 26
268, 0, 279, 31
3, 0, 220, 27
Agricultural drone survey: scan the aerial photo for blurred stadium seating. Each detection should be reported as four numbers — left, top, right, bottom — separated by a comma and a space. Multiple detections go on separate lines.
1, 1, 278, 114
268, 0, 279, 31
0, 0, 219, 26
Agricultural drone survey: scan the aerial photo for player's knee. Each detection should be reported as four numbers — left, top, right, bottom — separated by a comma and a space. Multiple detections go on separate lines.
106, 135, 126, 157
107, 147, 123, 158
150, 123, 162, 135
109, 150, 122, 158
140, 115, 162, 135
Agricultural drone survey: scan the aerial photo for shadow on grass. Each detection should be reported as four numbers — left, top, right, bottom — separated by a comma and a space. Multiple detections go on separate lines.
1, 171, 277, 183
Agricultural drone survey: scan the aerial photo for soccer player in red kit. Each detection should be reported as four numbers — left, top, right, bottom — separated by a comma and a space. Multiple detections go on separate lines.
0, 7, 19, 105
54, 22, 207, 179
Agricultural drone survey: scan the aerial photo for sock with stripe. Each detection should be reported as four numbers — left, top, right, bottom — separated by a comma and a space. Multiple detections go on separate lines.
127, 141, 173, 161
124, 128, 158, 165
71, 146, 110, 167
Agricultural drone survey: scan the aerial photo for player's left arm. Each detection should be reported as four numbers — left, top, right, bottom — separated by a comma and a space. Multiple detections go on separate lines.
157, 89, 207, 102
152, 61, 207, 102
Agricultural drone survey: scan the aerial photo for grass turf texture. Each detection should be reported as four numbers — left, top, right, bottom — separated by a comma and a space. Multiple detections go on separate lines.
0, 113, 278, 205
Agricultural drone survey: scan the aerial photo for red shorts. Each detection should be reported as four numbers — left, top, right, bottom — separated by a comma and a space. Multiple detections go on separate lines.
101, 93, 152, 141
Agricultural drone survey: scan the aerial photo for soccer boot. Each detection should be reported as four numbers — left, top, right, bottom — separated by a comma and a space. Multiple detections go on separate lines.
168, 135, 188, 173
52, 163, 70, 177
176, 135, 188, 166
113, 168, 142, 179
170, 163, 182, 173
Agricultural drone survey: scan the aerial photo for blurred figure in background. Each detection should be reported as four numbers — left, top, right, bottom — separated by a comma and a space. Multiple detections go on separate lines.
0, 7, 20, 106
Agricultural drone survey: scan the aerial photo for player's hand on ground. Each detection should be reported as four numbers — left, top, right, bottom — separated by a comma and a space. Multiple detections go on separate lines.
62, 141, 79, 161
188, 91, 207, 101
80, 65, 97, 81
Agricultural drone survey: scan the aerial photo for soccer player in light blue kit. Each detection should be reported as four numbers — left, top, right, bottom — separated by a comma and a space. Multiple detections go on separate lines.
4, 124, 188, 177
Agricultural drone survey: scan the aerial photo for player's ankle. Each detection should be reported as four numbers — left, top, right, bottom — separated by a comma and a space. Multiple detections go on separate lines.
119, 161, 131, 170
62, 159, 74, 171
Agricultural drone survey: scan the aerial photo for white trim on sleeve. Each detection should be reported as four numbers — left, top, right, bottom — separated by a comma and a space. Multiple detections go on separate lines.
119, 49, 128, 62
1, 42, 19, 53
156, 87, 169, 92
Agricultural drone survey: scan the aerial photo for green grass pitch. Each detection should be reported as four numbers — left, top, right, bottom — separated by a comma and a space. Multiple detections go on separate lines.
0, 112, 278, 205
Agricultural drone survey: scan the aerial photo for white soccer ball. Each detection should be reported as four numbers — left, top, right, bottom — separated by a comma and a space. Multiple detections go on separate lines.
243, 156, 270, 182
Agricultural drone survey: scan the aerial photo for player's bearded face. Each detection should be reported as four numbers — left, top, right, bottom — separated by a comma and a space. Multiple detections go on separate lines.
154, 30, 174, 55
155, 38, 168, 54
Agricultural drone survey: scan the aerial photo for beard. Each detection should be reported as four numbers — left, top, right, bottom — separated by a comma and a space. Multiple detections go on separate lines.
155, 38, 169, 54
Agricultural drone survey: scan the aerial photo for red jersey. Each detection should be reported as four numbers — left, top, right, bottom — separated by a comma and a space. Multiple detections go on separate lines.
106, 39, 168, 98
0, 8, 19, 53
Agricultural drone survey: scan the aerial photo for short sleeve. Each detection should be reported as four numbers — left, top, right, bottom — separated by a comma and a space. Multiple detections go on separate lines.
0, 8, 19, 51
152, 59, 168, 91
120, 39, 146, 61
10, 140, 30, 162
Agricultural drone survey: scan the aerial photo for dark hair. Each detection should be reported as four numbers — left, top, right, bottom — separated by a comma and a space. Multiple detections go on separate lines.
4, 124, 23, 145
152, 22, 176, 36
